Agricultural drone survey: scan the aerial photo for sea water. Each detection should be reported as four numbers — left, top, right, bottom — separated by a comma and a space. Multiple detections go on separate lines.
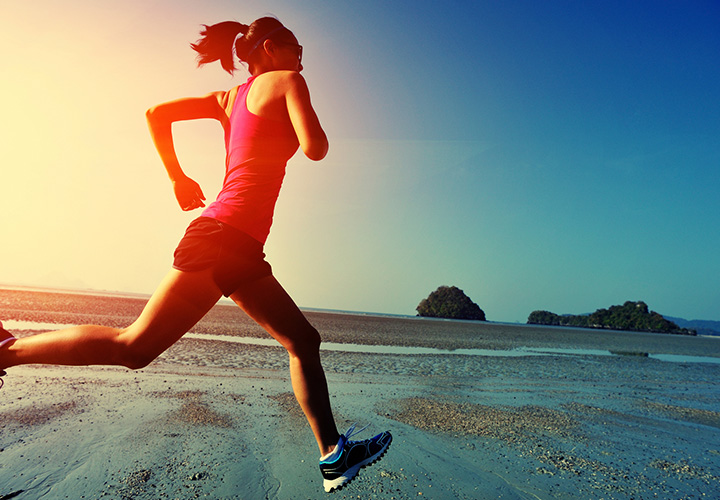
6, 319, 720, 365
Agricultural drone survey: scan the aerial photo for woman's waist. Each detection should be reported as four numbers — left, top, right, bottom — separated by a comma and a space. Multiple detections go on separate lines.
217, 173, 284, 199
225, 142, 299, 167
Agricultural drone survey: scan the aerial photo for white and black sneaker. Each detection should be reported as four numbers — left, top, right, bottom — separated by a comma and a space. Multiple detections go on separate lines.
0, 321, 16, 389
319, 424, 392, 493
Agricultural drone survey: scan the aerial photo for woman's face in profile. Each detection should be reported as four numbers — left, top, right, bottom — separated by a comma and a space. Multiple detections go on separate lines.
273, 35, 303, 72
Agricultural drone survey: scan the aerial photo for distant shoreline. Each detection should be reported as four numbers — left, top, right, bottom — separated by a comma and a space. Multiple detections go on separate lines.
0, 283, 509, 325
2, 283, 717, 336
0, 283, 152, 300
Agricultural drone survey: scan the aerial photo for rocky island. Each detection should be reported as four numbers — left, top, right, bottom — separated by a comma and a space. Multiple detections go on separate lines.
416, 286, 486, 321
527, 301, 696, 335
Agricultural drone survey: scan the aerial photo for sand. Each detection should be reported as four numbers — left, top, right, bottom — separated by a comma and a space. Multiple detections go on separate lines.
1, 289, 720, 499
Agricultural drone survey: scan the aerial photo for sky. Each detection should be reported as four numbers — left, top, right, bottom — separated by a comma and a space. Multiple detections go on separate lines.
1, 0, 718, 323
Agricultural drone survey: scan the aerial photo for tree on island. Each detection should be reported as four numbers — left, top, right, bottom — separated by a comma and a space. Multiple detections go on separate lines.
527, 301, 695, 335
416, 286, 486, 321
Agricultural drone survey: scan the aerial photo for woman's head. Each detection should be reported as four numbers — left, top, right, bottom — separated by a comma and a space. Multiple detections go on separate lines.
191, 17, 302, 74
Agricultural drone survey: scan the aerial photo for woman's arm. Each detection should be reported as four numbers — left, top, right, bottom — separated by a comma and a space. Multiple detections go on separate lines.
145, 92, 229, 210
283, 73, 329, 161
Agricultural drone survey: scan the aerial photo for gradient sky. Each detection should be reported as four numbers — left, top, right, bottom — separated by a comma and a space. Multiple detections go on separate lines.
1, 0, 718, 323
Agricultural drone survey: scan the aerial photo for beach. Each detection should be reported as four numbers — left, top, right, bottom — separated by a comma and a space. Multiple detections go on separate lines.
1, 288, 719, 499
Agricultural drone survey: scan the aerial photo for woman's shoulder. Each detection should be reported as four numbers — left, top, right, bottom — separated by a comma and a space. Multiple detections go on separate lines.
256, 69, 304, 80
208, 86, 242, 118
253, 70, 307, 91
245, 71, 311, 120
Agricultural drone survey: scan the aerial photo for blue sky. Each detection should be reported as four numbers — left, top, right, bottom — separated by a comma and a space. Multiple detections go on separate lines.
1, 0, 718, 322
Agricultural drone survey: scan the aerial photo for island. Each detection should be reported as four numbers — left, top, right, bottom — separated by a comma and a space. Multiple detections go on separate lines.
416, 286, 486, 321
527, 301, 696, 335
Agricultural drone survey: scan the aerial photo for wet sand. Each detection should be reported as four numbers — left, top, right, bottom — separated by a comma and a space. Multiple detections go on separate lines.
1, 288, 720, 499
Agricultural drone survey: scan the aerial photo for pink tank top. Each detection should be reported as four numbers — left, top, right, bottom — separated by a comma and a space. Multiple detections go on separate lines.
201, 75, 299, 243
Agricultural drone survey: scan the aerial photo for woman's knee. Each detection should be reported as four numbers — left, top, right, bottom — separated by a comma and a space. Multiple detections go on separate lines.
284, 325, 322, 359
120, 349, 156, 370
117, 346, 157, 370
113, 329, 161, 370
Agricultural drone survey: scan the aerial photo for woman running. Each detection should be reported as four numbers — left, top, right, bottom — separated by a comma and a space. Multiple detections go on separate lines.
0, 16, 391, 493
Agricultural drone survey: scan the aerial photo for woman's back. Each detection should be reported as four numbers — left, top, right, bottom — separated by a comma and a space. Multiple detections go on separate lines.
203, 73, 300, 243
245, 70, 297, 121
247, 70, 328, 161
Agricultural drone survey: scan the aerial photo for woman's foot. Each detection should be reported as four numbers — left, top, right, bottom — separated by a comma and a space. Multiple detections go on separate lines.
319, 424, 392, 493
1, 321, 16, 388
0, 320, 16, 348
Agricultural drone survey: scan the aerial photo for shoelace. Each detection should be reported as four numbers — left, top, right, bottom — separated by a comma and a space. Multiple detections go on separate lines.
342, 423, 370, 444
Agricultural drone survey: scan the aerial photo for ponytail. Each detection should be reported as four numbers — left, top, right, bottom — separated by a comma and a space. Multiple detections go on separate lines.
191, 21, 248, 74
191, 17, 292, 74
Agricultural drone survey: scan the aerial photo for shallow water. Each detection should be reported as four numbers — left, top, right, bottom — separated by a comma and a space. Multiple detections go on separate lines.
6, 319, 720, 365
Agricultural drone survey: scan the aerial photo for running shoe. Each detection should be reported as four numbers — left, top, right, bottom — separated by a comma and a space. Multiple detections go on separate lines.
319, 424, 392, 493
0, 321, 15, 348
0, 321, 16, 389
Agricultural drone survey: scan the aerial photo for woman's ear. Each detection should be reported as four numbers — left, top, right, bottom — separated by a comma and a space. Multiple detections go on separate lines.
261, 39, 277, 58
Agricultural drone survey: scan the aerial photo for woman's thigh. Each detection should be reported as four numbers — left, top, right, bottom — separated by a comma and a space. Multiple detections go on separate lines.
229, 275, 320, 353
122, 268, 223, 359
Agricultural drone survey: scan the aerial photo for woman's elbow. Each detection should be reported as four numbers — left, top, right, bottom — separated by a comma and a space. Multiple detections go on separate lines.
303, 137, 329, 161
145, 106, 159, 126
304, 145, 328, 161
145, 106, 171, 135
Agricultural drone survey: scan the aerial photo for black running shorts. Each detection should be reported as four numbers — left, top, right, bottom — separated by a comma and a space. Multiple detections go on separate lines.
173, 217, 273, 296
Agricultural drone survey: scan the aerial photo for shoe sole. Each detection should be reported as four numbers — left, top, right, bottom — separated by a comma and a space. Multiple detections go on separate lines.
323, 433, 392, 493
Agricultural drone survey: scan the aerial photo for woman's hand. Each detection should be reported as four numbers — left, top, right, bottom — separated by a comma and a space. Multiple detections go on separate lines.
172, 176, 206, 211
